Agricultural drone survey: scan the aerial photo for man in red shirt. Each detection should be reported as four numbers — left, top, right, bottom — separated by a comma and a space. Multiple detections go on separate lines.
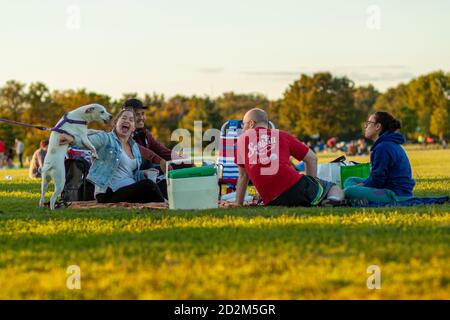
235, 108, 344, 207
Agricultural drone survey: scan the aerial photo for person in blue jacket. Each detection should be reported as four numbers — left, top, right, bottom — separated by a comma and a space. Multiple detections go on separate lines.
59, 108, 165, 204
344, 111, 415, 203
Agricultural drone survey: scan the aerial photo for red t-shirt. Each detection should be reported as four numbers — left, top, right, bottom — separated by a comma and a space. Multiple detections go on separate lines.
235, 128, 309, 204
0, 140, 5, 153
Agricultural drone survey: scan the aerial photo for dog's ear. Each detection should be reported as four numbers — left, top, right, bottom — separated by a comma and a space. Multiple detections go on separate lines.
85, 106, 96, 113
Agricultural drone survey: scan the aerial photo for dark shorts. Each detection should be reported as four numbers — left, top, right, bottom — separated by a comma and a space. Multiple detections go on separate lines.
268, 176, 336, 207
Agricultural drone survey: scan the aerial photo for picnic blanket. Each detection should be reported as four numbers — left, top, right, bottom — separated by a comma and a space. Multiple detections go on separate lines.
70, 201, 169, 210
67, 196, 448, 210
69, 199, 259, 210
354, 196, 449, 208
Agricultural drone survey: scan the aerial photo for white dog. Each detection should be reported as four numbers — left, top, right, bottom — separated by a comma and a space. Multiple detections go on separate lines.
39, 104, 112, 210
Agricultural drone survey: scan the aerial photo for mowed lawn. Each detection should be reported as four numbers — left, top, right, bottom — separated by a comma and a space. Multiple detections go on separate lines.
0, 148, 449, 299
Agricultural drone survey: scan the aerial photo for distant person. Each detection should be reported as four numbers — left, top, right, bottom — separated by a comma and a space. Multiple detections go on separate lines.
0, 139, 4, 168
347, 140, 358, 156
307, 140, 316, 152
357, 137, 368, 155
5, 148, 14, 168
344, 111, 415, 203
316, 140, 325, 152
29, 139, 49, 179
15, 138, 25, 168
234, 108, 344, 207
417, 134, 424, 144
326, 137, 337, 150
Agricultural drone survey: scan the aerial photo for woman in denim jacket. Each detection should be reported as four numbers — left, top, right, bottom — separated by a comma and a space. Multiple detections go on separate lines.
60, 108, 165, 203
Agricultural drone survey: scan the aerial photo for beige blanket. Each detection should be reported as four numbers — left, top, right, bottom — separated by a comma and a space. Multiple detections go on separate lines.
69, 200, 254, 210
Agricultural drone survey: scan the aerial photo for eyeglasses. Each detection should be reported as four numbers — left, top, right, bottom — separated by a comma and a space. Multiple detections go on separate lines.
364, 121, 377, 127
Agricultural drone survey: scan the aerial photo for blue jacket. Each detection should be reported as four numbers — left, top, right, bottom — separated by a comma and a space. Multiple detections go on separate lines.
74, 130, 147, 189
364, 131, 415, 196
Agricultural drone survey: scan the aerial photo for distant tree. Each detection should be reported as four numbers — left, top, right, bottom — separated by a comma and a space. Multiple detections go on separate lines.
373, 71, 450, 139
143, 93, 165, 110
280, 72, 356, 139
147, 95, 190, 144
0, 80, 27, 147
52, 88, 111, 114
406, 71, 449, 136
0, 80, 27, 121
430, 106, 449, 141
216, 92, 269, 121
373, 84, 417, 137
179, 96, 222, 132
354, 84, 380, 118
22, 82, 57, 155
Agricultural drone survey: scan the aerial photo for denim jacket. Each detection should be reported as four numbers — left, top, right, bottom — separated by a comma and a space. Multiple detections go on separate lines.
73, 130, 147, 189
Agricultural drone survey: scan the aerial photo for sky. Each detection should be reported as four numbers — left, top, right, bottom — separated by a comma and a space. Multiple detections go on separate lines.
0, 0, 449, 99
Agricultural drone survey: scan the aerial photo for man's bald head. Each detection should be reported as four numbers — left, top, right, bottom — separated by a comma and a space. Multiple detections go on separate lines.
243, 108, 268, 129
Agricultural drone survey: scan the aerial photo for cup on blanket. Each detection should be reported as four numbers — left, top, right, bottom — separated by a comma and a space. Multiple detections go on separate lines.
145, 168, 159, 183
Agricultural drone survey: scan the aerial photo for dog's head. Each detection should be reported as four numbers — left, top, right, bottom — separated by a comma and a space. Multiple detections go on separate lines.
81, 104, 113, 124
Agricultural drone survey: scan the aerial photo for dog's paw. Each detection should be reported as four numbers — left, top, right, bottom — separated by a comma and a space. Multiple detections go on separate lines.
91, 152, 99, 159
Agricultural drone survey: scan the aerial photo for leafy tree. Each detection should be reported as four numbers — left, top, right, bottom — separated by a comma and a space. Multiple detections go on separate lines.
147, 95, 191, 145
180, 96, 222, 131
430, 106, 449, 140
354, 84, 380, 118
373, 71, 450, 139
0, 80, 27, 147
22, 82, 57, 155
280, 72, 356, 139
216, 92, 269, 121
267, 99, 282, 128
373, 84, 417, 137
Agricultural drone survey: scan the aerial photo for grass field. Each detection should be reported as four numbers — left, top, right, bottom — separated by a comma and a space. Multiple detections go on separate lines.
0, 148, 449, 299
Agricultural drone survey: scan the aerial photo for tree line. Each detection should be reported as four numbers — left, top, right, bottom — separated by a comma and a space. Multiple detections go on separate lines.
0, 70, 448, 157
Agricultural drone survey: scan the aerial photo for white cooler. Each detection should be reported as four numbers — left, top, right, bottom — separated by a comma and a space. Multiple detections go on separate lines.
166, 159, 219, 210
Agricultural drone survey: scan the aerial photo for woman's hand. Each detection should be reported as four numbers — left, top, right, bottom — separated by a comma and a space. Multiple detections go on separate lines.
144, 168, 159, 181
59, 134, 74, 145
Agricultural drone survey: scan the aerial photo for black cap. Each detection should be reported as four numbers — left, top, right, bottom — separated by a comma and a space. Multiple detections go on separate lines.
122, 98, 148, 110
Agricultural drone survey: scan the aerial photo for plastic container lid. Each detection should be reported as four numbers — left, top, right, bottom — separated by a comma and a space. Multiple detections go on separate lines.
168, 166, 216, 179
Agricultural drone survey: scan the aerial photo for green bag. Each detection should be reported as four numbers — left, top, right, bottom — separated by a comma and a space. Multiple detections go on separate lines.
340, 163, 370, 188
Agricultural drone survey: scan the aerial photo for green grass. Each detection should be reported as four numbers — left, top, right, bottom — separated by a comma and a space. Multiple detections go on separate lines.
0, 149, 449, 299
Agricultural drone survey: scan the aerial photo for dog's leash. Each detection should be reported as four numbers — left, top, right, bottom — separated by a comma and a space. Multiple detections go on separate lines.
0, 114, 86, 136
0, 118, 51, 131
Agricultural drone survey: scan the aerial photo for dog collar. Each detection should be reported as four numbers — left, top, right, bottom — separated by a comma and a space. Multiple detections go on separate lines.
61, 113, 88, 125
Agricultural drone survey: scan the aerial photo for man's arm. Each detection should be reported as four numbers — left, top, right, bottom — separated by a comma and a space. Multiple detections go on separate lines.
235, 166, 249, 206
303, 149, 318, 177
288, 133, 314, 175
138, 144, 163, 163
145, 129, 173, 161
